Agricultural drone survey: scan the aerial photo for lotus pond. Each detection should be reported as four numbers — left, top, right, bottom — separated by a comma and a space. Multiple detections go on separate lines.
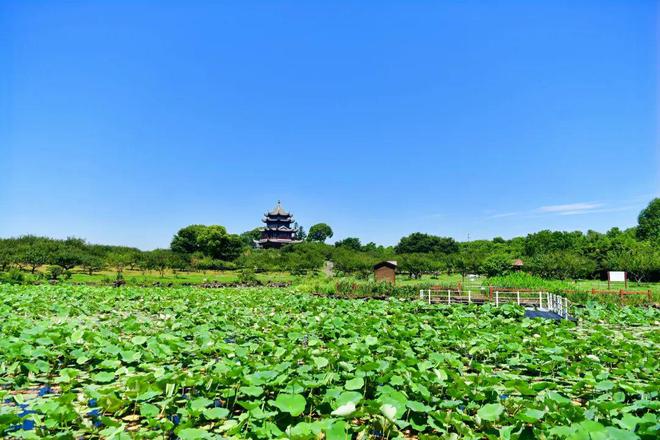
0, 285, 658, 439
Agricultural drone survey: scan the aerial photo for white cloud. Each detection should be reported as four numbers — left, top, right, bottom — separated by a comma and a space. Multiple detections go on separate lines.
487, 211, 520, 219
485, 200, 642, 221
538, 202, 603, 214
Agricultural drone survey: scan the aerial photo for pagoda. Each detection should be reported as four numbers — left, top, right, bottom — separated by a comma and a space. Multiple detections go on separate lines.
255, 201, 302, 249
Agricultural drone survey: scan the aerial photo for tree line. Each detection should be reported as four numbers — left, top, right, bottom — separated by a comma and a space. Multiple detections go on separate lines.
1, 199, 659, 283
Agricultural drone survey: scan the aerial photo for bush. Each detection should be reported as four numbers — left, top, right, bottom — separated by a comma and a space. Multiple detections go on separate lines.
47, 266, 64, 280
0, 268, 26, 284
238, 269, 258, 285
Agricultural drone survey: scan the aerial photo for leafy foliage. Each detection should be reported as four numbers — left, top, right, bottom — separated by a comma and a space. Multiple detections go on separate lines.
637, 198, 660, 244
307, 223, 334, 243
395, 233, 458, 255
0, 285, 656, 438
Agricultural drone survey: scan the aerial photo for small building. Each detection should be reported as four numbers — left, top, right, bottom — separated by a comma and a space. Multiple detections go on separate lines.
374, 261, 397, 284
255, 201, 302, 249
513, 259, 524, 270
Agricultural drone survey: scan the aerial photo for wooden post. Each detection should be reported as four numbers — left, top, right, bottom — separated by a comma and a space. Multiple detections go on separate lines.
592, 288, 595, 295
619, 289, 624, 304
489, 286, 493, 302
647, 290, 652, 302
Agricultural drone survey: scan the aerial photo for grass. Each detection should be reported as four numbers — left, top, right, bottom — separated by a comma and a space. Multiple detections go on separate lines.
4, 267, 659, 303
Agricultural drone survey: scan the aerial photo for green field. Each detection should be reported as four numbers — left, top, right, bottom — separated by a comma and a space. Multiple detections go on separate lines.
0, 285, 658, 439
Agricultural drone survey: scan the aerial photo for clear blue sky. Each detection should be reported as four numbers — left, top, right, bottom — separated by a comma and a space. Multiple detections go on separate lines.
1, 1, 658, 249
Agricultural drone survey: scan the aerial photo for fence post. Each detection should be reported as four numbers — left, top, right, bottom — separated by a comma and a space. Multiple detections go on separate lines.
428, 290, 431, 305
538, 292, 542, 309
468, 290, 472, 304
619, 289, 624, 304
648, 290, 652, 302
591, 288, 595, 295
495, 290, 499, 307
516, 291, 520, 305
564, 297, 568, 319
448, 289, 451, 305
489, 286, 493, 302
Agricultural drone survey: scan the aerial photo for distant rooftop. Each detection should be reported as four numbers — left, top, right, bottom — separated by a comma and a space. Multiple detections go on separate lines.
265, 200, 291, 217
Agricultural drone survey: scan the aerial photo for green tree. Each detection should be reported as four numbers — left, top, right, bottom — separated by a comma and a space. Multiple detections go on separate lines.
106, 251, 133, 276
293, 222, 307, 241
240, 228, 262, 248
172, 224, 244, 260
482, 253, 512, 277
335, 237, 362, 251
0, 239, 16, 271
332, 248, 373, 277
171, 225, 207, 254
399, 253, 437, 279
50, 245, 84, 270
197, 225, 244, 260
145, 249, 176, 277
395, 233, 458, 254
80, 253, 105, 275
606, 241, 659, 283
307, 223, 333, 243
637, 198, 660, 244
18, 241, 50, 274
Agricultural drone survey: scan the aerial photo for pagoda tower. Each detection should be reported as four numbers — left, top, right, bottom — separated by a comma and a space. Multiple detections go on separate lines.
256, 201, 302, 249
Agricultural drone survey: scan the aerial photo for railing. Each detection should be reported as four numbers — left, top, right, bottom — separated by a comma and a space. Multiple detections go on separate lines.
419, 288, 571, 319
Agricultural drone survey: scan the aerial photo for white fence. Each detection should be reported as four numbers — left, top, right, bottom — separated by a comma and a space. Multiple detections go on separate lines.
419, 288, 571, 319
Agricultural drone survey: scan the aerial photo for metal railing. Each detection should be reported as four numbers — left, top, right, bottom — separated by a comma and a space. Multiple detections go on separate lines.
419, 288, 571, 319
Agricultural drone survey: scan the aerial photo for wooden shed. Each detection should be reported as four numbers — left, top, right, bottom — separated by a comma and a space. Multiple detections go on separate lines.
513, 259, 524, 270
374, 261, 397, 284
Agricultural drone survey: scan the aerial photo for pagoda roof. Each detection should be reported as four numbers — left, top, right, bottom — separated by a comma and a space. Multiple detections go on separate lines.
265, 201, 291, 217
262, 215, 295, 222
255, 238, 303, 244
263, 225, 296, 232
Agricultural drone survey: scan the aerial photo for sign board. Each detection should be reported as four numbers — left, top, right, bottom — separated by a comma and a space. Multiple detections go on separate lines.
608, 271, 626, 282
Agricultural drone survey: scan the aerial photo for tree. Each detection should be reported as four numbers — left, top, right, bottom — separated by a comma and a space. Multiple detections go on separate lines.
172, 224, 244, 260
18, 242, 50, 274
144, 249, 175, 277
240, 228, 262, 248
332, 248, 373, 277
80, 253, 105, 275
399, 254, 437, 279
606, 241, 659, 283
307, 223, 333, 243
106, 251, 133, 276
395, 233, 458, 255
482, 253, 512, 277
335, 237, 362, 251
293, 222, 307, 241
523, 230, 584, 256
637, 198, 660, 244
171, 225, 207, 254
0, 240, 15, 271
50, 245, 84, 270
197, 225, 244, 260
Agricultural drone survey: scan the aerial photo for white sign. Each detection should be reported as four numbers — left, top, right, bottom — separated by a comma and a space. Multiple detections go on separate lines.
608, 271, 626, 282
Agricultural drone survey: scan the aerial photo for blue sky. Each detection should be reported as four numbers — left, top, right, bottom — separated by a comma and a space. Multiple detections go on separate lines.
1, 1, 658, 249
